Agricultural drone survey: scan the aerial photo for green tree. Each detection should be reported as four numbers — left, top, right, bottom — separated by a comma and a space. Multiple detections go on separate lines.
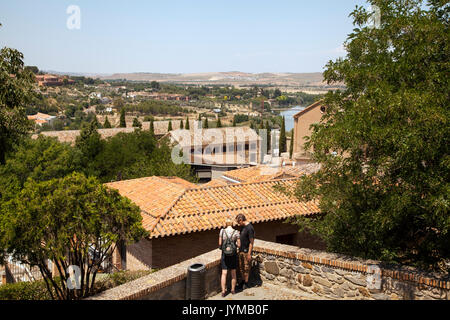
168, 120, 173, 131
150, 119, 155, 135
0, 48, 34, 164
265, 121, 272, 153
75, 121, 104, 176
0, 172, 148, 299
0, 136, 82, 202
132, 117, 142, 128
217, 117, 222, 128
180, 119, 184, 129
185, 117, 190, 130
119, 108, 126, 128
289, 129, 294, 159
203, 117, 209, 129
103, 116, 112, 128
279, 117, 286, 156
291, 0, 449, 271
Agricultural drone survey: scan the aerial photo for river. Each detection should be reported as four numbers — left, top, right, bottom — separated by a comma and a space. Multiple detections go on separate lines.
280, 106, 305, 132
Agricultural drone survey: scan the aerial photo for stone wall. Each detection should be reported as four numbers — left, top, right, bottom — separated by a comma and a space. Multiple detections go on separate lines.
252, 240, 449, 300
125, 220, 325, 270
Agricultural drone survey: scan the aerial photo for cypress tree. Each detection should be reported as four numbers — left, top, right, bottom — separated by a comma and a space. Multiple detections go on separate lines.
132, 117, 142, 128
265, 121, 272, 153
289, 129, 294, 159
103, 116, 112, 128
232, 116, 236, 127
203, 117, 209, 129
150, 119, 155, 135
180, 119, 184, 129
185, 117, 190, 130
168, 120, 173, 131
217, 117, 222, 128
279, 116, 287, 156
119, 108, 126, 128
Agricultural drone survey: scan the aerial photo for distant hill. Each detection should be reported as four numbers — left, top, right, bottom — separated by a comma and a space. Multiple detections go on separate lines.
99, 71, 327, 87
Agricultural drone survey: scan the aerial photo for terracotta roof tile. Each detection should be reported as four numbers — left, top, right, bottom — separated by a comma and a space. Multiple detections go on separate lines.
106, 176, 320, 239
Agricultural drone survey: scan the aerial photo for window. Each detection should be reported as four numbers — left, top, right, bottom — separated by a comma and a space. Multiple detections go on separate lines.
320, 105, 326, 113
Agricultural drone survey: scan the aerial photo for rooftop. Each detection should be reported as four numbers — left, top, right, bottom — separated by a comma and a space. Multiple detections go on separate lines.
105, 176, 319, 239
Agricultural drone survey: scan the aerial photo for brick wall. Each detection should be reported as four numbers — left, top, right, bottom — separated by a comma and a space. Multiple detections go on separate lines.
134, 220, 325, 270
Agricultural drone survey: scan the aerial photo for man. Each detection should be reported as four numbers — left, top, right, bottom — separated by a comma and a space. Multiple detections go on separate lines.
236, 213, 255, 290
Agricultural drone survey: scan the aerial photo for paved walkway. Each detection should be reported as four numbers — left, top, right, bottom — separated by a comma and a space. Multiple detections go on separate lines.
209, 282, 330, 300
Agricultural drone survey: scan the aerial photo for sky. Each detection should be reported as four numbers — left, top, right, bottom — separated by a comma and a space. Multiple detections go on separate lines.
0, 0, 369, 74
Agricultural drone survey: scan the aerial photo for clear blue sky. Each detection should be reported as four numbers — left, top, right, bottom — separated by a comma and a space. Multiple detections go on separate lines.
0, 0, 368, 74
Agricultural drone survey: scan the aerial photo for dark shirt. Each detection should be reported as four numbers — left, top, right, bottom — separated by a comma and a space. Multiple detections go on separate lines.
239, 223, 255, 252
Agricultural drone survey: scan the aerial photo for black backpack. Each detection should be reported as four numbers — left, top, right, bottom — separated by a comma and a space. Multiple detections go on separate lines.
222, 229, 237, 256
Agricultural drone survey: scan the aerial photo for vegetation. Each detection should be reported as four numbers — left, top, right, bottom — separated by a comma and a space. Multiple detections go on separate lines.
119, 108, 126, 127
0, 172, 148, 299
290, 0, 449, 271
0, 48, 34, 164
279, 117, 287, 156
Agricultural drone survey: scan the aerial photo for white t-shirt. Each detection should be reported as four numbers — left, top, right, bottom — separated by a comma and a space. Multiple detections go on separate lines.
220, 226, 240, 242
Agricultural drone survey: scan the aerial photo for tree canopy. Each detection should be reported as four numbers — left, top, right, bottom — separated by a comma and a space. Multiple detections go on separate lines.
0, 172, 148, 299
0, 47, 34, 164
291, 0, 449, 271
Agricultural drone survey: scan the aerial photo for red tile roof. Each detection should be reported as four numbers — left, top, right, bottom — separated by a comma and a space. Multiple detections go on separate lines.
105, 177, 320, 239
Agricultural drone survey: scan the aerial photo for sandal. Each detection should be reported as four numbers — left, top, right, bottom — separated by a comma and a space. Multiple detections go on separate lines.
221, 292, 226, 297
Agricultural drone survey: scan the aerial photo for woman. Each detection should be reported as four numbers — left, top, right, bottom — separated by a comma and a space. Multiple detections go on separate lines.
218, 218, 240, 297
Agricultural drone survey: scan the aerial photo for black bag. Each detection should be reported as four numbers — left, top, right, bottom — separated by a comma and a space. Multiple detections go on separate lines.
221, 229, 237, 256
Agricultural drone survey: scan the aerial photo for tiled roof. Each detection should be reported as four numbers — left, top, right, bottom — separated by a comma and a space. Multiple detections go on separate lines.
223, 165, 308, 183
105, 177, 320, 239
167, 127, 260, 147
200, 179, 230, 188
32, 128, 139, 145
104, 177, 196, 231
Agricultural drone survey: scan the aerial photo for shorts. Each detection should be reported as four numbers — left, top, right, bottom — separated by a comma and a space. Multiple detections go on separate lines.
238, 251, 251, 278
221, 253, 238, 270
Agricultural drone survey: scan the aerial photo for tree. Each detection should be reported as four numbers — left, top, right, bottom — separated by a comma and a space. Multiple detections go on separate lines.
185, 117, 190, 130
279, 117, 286, 156
168, 120, 173, 131
291, 0, 449, 271
203, 117, 209, 129
273, 88, 282, 98
132, 117, 142, 128
180, 119, 184, 129
103, 116, 112, 128
150, 119, 155, 135
0, 172, 148, 299
119, 108, 126, 128
113, 97, 125, 110
0, 48, 34, 164
265, 121, 272, 153
232, 117, 236, 127
217, 117, 222, 128
75, 121, 104, 176
289, 129, 294, 159
0, 136, 82, 202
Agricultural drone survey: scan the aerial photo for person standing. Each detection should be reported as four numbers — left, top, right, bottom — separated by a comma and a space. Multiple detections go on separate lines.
219, 218, 240, 297
236, 213, 255, 290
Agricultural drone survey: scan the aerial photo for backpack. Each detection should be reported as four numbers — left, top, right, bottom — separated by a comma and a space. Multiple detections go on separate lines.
221, 229, 237, 256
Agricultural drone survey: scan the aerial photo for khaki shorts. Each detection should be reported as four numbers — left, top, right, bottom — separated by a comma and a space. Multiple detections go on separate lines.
238, 251, 251, 279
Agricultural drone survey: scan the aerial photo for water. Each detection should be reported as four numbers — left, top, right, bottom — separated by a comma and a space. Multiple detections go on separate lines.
281, 106, 305, 132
